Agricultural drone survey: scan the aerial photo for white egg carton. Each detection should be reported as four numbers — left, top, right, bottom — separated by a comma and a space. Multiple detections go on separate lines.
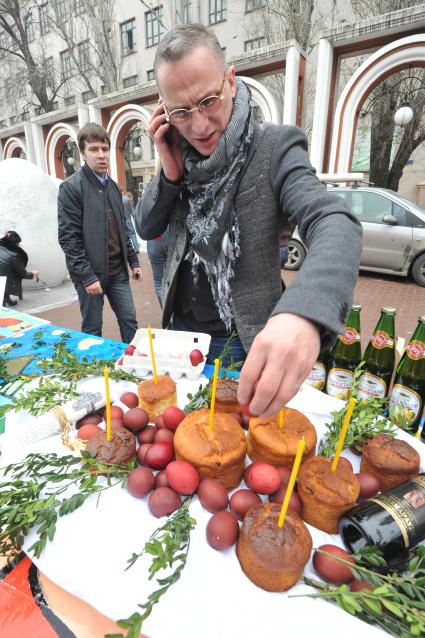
115, 328, 211, 380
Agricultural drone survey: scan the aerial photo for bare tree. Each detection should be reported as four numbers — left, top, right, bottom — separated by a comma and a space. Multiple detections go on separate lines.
0, 0, 66, 113
364, 70, 425, 191
48, 0, 123, 95
351, 0, 425, 190
351, 0, 418, 19
48, 0, 97, 97
81, 0, 123, 93
244, 0, 318, 52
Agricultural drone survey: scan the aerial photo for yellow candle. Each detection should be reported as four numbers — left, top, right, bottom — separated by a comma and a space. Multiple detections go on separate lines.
208, 358, 220, 432
148, 325, 158, 384
416, 424, 423, 439
278, 436, 305, 528
104, 366, 111, 442
331, 397, 356, 472
278, 408, 284, 430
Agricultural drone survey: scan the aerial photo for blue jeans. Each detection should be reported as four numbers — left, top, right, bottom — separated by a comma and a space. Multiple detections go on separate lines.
147, 237, 168, 306
280, 247, 289, 268
172, 316, 247, 368
75, 270, 138, 344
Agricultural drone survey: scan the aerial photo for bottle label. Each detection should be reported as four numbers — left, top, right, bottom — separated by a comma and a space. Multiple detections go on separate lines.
305, 361, 327, 391
406, 340, 425, 360
326, 368, 354, 399
340, 328, 361, 346
357, 371, 386, 399
372, 331, 394, 349
370, 476, 425, 548
389, 384, 422, 425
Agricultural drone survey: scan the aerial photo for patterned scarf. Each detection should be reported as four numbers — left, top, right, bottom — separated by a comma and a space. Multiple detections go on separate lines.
182, 78, 254, 330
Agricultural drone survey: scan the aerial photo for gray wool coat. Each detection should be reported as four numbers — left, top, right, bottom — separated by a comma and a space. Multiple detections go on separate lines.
135, 123, 362, 352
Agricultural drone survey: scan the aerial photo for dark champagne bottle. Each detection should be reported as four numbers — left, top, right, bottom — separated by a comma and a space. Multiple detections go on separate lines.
305, 350, 330, 392
389, 316, 425, 436
326, 304, 362, 400
357, 307, 395, 400
339, 475, 425, 562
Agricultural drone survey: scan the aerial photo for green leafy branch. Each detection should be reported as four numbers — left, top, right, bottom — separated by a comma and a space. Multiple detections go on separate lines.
295, 545, 425, 637
1, 377, 81, 416
0, 452, 134, 561
106, 500, 196, 638
36, 342, 140, 384
319, 363, 397, 456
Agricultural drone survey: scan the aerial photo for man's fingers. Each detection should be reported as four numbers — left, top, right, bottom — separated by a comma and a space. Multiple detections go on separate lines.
246, 352, 290, 416
148, 113, 167, 140
253, 372, 302, 418
237, 343, 266, 406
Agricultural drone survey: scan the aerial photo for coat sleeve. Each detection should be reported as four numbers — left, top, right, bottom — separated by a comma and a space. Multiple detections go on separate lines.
125, 227, 140, 269
10, 254, 33, 280
57, 180, 98, 286
134, 171, 181, 240
270, 125, 363, 350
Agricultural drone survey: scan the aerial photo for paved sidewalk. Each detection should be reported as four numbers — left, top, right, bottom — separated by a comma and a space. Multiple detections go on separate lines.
31, 252, 162, 342
16, 256, 425, 350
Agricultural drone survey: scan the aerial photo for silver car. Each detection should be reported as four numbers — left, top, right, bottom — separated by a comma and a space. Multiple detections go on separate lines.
285, 185, 425, 286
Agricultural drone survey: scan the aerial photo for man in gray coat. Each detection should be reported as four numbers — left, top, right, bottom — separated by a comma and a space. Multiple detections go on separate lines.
135, 24, 362, 417
58, 123, 142, 343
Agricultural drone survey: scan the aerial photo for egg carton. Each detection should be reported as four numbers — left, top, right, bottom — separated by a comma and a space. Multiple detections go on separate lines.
115, 328, 211, 380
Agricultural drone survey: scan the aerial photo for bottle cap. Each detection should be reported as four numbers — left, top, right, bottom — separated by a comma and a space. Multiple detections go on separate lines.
382, 307, 396, 315
352, 304, 362, 310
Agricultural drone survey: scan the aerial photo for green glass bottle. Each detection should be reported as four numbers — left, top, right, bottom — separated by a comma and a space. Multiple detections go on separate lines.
305, 350, 330, 392
389, 316, 425, 436
357, 307, 396, 400
326, 304, 362, 400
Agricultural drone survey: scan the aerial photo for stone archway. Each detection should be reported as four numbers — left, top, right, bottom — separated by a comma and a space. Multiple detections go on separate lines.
3, 136, 27, 159
240, 75, 281, 123
45, 123, 79, 179
329, 34, 425, 174
107, 104, 154, 186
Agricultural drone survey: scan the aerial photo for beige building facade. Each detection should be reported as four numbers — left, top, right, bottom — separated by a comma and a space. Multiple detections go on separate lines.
1, 1, 425, 203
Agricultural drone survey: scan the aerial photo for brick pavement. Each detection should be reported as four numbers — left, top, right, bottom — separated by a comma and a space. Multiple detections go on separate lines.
35, 255, 425, 354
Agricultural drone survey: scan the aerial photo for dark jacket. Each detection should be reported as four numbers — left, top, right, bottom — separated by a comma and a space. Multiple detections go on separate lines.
0, 240, 33, 299
58, 164, 139, 286
136, 123, 362, 352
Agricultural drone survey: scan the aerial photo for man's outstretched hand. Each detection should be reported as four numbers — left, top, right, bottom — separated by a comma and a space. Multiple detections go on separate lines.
237, 313, 321, 417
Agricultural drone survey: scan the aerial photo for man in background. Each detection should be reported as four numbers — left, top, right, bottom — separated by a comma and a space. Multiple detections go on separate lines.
58, 123, 142, 343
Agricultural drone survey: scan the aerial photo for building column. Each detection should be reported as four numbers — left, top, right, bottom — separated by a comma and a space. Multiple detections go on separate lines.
31, 122, 47, 172
283, 45, 301, 125
88, 105, 102, 124
310, 38, 334, 172
23, 123, 36, 163
0, 139, 3, 161
78, 105, 90, 128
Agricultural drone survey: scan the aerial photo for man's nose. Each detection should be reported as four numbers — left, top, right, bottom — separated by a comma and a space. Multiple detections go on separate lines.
190, 108, 210, 134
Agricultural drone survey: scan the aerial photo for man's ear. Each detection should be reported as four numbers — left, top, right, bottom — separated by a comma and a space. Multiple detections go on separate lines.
228, 65, 237, 98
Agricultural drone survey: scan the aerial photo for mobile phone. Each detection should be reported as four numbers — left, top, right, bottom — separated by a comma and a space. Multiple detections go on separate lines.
164, 129, 174, 146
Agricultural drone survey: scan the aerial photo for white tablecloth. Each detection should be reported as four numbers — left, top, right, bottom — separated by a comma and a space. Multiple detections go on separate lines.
7, 382, 424, 638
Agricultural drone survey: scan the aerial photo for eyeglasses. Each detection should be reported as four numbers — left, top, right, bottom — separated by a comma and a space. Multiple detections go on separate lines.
164, 74, 228, 126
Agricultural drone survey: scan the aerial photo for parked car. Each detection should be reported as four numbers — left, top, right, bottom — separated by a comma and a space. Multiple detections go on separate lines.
284, 185, 425, 286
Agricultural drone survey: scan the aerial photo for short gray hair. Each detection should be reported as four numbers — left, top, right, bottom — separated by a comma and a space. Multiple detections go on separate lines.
154, 23, 225, 76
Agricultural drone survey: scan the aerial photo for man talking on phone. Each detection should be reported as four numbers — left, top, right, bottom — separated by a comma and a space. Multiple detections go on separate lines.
136, 24, 362, 417
58, 123, 142, 343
